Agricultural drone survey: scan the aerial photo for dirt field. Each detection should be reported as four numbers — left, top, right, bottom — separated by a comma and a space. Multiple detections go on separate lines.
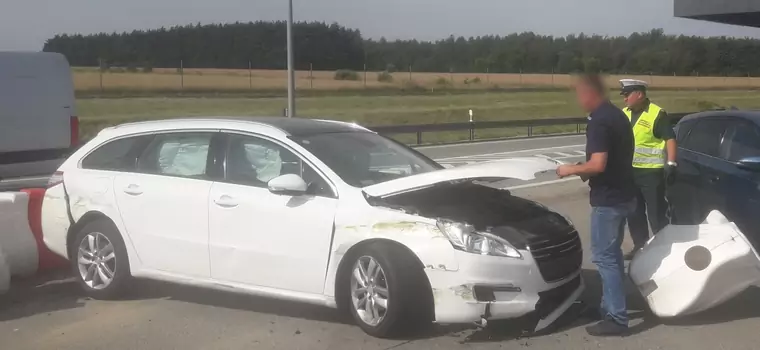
73, 67, 760, 92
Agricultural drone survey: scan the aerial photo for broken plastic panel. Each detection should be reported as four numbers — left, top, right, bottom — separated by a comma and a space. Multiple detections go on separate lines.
629, 210, 760, 318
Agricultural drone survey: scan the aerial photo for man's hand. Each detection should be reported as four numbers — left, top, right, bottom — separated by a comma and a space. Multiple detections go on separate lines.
556, 164, 574, 178
665, 162, 677, 185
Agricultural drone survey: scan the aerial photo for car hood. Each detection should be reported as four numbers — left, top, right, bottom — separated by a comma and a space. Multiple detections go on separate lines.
362, 157, 562, 198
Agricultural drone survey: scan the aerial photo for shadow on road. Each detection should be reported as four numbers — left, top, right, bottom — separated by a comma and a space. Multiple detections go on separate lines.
129, 279, 477, 340
5, 266, 760, 342
0, 268, 84, 322
458, 267, 760, 343
658, 286, 760, 326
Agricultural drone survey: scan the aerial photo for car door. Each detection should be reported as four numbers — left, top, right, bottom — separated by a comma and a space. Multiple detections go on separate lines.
670, 119, 709, 224
678, 118, 731, 223
715, 120, 760, 245
208, 132, 338, 294
112, 131, 219, 278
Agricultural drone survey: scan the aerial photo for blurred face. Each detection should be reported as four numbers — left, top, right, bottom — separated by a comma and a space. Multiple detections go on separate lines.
574, 81, 598, 113
623, 91, 645, 108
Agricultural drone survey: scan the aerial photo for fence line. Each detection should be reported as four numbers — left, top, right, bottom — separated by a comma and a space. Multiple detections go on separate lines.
77, 62, 760, 92
371, 112, 692, 145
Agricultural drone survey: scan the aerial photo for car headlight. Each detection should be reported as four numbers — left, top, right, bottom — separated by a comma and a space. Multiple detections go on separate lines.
436, 220, 522, 258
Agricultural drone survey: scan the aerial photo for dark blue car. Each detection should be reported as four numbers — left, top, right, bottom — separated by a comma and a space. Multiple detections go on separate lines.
669, 110, 760, 245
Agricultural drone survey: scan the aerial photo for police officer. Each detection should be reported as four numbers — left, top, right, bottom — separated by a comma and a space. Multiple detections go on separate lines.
619, 79, 678, 260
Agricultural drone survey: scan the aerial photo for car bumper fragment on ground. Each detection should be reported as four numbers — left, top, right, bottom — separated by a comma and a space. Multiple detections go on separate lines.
630, 210, 760, 318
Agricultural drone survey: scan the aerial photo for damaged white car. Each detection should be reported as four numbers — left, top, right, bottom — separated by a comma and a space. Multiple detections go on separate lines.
41, 117, 583, 338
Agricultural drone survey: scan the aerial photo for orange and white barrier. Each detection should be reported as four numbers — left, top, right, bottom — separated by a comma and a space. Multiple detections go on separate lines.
0, 188, 68, 294
21, 188, 68, 270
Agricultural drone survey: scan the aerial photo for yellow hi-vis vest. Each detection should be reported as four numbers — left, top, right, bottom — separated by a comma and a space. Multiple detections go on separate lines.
624, 103, 666, 169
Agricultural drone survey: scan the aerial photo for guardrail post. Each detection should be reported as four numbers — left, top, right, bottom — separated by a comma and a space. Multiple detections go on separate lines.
416, 131, 422, 145
577, 123, 581, 134
528, 126, 533, 137
468, 110, 475, 141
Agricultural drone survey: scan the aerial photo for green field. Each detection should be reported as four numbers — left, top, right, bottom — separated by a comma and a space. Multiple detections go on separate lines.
76, 90, 760, 144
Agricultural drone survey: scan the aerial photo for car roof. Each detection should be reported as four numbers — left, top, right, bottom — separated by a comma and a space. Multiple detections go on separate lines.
103, 116, 373, 138
679, 110, 760, 126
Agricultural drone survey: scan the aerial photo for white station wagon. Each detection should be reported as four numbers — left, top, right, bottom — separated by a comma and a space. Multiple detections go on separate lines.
41, 117, 584, 338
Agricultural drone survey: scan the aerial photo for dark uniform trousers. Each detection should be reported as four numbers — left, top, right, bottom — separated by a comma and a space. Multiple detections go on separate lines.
627, 167, 668, 248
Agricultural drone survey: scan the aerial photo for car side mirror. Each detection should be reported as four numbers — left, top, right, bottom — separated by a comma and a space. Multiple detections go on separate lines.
267, 174, 308, 195
736, 157, 760, 172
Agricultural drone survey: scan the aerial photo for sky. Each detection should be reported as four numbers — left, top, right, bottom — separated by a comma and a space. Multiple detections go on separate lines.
3, 0, 760, 51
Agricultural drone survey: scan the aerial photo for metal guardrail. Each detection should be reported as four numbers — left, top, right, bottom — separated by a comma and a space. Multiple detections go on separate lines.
371, 112, 692, 145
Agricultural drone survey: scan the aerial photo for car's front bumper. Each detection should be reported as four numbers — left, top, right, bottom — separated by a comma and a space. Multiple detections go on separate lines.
426, 250, 583, 332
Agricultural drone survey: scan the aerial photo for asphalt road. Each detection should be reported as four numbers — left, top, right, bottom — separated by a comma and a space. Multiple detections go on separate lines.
3, 135, 759, 350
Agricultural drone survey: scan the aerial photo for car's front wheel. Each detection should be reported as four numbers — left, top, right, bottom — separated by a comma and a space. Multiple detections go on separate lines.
72, 219, 132, 299
345, 243, 432, 338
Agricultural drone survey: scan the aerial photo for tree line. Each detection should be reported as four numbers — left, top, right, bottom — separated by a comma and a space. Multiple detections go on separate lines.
43, 21, 760, 76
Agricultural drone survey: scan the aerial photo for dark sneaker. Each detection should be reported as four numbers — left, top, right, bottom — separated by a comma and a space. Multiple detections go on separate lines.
585, 319, 628, 337
624, 247, 642, 260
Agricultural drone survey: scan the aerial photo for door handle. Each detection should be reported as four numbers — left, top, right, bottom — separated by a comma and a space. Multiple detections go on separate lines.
123, 184, 143, 196
214, 195, 239, 208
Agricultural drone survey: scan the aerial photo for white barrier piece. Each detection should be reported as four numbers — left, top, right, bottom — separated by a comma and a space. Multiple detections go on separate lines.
0, 192, 39, 277
629, 210, 760, 318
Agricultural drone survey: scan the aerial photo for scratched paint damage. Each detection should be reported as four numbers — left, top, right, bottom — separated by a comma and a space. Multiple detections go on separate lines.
449, 284, 475, 301
431, 286, 477, 312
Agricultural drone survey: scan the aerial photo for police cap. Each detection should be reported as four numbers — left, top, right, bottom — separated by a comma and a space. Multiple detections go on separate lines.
619, 79, 648, 95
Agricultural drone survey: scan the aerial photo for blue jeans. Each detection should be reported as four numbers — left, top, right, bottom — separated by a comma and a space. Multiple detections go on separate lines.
590, 199, 636, 327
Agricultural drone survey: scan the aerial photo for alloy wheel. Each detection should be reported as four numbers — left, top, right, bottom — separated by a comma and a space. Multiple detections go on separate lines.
350, 256, 389, 326
77, 232, 116, 290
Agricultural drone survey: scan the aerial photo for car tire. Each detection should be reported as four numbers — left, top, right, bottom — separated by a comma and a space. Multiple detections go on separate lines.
343, 242, 433, 338
71, 219, 132, 300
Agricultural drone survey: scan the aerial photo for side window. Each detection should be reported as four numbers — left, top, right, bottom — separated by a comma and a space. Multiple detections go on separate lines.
675, 121, 694, 144
682, 119, 729, 157
137, 132, 214, 178
225, 134, 332, 197
81, 136, 148, 172
721, 122, 760, 162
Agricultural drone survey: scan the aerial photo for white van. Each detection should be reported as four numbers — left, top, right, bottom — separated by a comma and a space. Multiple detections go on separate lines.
0, 51, 78, 191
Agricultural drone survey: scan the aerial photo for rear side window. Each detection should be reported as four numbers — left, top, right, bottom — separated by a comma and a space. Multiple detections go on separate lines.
682, 119, 729, 157
137, 132, 214, 179
721, 122, 760, 162
80, 136, 148, 171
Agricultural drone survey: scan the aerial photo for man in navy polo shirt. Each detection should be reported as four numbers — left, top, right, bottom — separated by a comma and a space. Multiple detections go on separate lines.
556, 74, 636, 336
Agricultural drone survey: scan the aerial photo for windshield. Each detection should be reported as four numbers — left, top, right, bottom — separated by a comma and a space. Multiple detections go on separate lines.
292, 132, 442, 187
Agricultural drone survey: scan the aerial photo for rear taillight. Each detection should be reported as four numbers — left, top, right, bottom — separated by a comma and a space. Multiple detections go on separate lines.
70, 116, 79, 147
48, 171, 64, 188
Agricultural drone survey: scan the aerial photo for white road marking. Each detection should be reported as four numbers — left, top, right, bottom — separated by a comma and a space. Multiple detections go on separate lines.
574, 150, 586, 156
555, 152, 576, 157
434, 144, 586, 161
506, 177, 583, 190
